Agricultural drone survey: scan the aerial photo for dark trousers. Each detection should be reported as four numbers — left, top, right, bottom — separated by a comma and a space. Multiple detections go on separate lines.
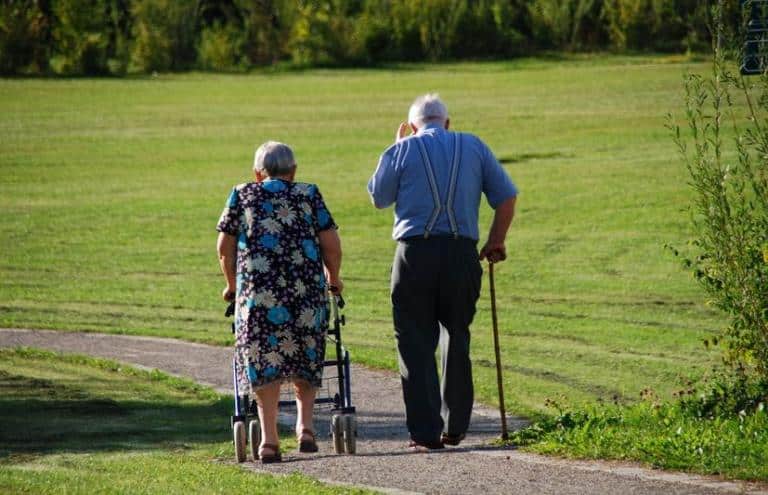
391, 237, 482, 443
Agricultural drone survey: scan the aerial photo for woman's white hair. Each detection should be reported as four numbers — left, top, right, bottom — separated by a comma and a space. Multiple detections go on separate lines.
408, 93, 448, 127
253, 141, 296, 177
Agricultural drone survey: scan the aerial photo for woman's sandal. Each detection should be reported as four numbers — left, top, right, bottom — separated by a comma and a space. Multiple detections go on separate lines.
258, 444, 282, 464
298, 428, 319, 453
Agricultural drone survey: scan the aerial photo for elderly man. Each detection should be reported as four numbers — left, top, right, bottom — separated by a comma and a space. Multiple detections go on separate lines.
367, 94, 518, 450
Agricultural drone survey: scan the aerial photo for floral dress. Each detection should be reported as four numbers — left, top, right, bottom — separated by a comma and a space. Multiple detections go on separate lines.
216, 178, 337, 390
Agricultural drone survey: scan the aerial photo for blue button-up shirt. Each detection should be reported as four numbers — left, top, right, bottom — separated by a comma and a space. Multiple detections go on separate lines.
368, 125, 518, 241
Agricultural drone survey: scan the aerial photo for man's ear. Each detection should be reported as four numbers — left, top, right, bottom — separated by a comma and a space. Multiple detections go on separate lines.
445, 119, 450, 130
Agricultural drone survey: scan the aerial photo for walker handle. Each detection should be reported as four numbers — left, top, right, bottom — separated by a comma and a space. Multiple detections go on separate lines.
329, 286, 345, 309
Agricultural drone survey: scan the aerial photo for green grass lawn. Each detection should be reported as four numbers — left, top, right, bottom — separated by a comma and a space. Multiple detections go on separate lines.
0, 347, 371, 494
511, 399, 768, 481
0, 54, 726, 418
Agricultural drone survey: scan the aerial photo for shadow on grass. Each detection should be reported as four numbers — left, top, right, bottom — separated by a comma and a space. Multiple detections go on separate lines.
0, 369, 231, 458
498, 151, 570, 164
474, 359, 627, 404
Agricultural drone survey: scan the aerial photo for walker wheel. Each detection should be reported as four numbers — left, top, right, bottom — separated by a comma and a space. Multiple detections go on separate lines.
233, 421, 247, 463
331, 414, 344, 454
342, 414, 357, 454
248, 419, 261, 461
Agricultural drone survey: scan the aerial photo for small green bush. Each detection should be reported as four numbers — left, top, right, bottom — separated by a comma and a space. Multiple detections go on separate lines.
528, 0, 606, 50
289, 1, 354, 66
130, 0, 197, 72
50, 0, 107, 75
0, 0, 50, 75
235, 0, 295, 66
669, 4, 768, 383
198, 22, 244, 71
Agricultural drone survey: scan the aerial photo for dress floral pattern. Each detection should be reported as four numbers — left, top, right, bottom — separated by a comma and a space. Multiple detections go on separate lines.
217, 178, 337, 390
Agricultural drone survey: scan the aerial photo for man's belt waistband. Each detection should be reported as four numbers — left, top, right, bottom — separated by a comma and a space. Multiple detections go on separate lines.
399, 234, 477, 243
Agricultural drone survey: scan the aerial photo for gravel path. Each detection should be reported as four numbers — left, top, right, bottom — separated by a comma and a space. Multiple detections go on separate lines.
1, 328, 765, 495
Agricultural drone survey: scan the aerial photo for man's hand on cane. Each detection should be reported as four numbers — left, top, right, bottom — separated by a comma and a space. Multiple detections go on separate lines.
479, 241, 507, 264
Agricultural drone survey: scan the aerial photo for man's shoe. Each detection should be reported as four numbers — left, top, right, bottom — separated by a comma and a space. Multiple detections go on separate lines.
440, 432, 466, 446
408, 438, 444, 452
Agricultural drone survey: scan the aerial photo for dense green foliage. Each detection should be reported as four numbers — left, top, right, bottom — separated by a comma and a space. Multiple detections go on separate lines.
0, 0, 721, 75
666, 2, 768, 387
0, 347, 371, 494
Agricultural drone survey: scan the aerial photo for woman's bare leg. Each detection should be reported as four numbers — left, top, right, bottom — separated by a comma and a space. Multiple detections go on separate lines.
255, 381, 281, 453
294, 379, 317, 438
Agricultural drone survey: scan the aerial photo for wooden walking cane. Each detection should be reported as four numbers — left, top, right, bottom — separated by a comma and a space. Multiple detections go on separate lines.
488, 261, 509, 440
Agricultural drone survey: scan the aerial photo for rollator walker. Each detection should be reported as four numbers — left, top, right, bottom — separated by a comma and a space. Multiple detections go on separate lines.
227, 291, 357, 462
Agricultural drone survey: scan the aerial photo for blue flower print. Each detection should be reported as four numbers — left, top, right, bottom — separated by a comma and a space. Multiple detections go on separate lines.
247, 364, 259, 381
302, 239, 318, 261
227, 189, 238, 208
317, 209, 330, 228
267, 306, 291, 324
263, 180, 287, 193
259, 234, 279, 250
314, 306, 326, 330
264, 366, 278, 378
216, 180, 339, 390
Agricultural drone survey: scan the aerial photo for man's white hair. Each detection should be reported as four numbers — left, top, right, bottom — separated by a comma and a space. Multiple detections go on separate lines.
253, 141, 296, 177
408, 93, 448, 127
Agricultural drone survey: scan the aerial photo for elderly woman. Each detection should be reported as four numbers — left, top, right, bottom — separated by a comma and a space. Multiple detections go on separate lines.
216, 141, 342, 463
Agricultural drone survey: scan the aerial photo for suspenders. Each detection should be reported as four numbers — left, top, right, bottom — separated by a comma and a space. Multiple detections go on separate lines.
414, 133, 461, 239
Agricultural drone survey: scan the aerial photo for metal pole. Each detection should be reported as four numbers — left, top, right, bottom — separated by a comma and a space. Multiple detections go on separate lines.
488, 261, 509, 440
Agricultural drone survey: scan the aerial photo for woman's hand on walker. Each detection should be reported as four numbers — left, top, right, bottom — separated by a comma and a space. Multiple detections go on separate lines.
222, 287, 236, 302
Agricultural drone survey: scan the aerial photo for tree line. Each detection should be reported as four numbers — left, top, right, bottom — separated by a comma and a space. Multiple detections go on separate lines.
0, 0, 732, 75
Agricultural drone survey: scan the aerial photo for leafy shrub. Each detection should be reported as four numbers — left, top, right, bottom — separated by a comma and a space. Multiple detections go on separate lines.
603, 0, 713, 52
679, 367, 768, 419
130, 0, 197, 72
234, 0, 295, 66
528, 0, 606, 50
350, 9, 395, 63
0, 0, 51, 75
289, 0, 355, 66
198, 22, 244, 71
50, 0, 107, 75
668, 3, 768, 383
